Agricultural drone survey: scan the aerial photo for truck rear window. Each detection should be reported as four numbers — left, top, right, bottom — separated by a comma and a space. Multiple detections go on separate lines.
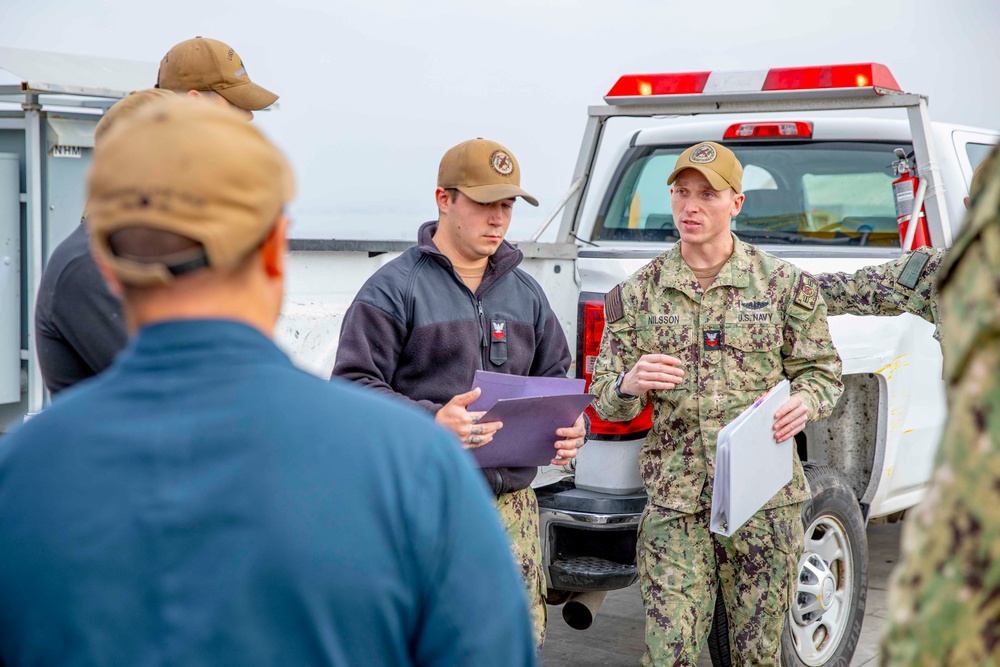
592, 141, 906, 247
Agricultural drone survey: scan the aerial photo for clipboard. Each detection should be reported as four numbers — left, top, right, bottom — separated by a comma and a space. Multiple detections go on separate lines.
710, 380, 792, 537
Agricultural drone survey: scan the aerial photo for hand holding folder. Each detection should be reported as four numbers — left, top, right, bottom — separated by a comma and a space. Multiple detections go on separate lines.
710, 380, 792, 537
465, 371, 594, 468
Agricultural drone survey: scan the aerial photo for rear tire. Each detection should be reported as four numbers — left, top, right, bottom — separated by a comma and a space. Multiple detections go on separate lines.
707, 464, 868, 667
706, 592, 732, 665
781, 464, 867, 666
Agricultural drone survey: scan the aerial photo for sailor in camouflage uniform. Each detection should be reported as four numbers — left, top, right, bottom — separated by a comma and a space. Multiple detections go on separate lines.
815, 159, 989, 342
591, 142, 843, 666
880, 146, 1000, 665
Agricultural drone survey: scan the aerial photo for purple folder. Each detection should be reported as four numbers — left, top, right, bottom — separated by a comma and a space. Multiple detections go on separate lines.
469, 393, 595, 468
467, 370, 586, 411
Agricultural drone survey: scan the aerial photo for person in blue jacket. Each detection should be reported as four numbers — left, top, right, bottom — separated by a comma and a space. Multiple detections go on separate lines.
0, 98, 536, 667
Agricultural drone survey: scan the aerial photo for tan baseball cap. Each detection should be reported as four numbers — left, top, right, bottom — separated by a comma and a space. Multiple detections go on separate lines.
156, 37, 278, 111
95, 88, 175, 143
437, 138, 539, 206
87, 97, 295, 287
667, 141, 744, 194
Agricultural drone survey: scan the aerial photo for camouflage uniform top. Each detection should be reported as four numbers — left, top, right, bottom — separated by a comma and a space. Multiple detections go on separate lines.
591, 236, 843, 515
938, 162, 1000, 385
815, 246, 946, 340
881, 147, 1000, 666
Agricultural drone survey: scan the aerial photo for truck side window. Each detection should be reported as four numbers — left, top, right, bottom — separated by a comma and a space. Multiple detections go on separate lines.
966, 143, 994, 168
801, 171, 899, 245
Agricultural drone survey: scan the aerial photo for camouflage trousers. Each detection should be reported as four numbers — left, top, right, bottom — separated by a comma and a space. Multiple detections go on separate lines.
496, 486, 547, 648
637, 503, 804, 667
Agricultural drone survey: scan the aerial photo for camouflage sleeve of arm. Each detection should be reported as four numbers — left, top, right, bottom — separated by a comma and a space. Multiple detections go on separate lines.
590, 284, 646, 422
783, 273, 845, 421
815, 249, 944, 325
905, 248, 945, 328
814, 261, 905, 317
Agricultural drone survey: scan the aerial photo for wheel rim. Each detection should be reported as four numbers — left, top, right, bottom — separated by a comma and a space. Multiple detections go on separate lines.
787, 514, 854, 665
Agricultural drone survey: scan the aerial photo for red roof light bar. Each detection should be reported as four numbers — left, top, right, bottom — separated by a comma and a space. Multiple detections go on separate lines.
762, 64, 900, 92
605, 71, 711, 98
605, 63, 902, 103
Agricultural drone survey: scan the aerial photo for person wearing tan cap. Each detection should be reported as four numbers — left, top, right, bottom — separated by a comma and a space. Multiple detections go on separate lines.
35, 57, 268, 398
589, 141, 843, 665
156, 36, 278, 120
334, 138, 586, 647
35, 88, 174, 396
0, 101, 537, 667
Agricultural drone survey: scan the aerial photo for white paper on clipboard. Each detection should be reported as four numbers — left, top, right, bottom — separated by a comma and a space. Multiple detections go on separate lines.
710, 380, 792, 537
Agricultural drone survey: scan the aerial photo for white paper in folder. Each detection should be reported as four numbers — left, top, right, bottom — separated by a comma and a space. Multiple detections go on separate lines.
710, 380, 792, 537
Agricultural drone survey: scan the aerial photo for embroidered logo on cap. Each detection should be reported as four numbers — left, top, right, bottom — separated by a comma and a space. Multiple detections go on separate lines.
703, 329, 723, 350
690, 144, 717, 164
490, 150, 514, 176
492, 321, 506, 340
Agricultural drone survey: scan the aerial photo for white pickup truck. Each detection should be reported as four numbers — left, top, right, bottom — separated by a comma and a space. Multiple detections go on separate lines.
1, 57, 995, 667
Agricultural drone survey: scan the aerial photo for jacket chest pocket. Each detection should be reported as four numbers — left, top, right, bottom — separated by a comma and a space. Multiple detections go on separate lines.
637, 324, 696, 392
724, 324, 784, 391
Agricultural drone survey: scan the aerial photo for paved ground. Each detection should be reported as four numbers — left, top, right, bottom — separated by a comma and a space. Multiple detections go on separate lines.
543, 522, 902, 666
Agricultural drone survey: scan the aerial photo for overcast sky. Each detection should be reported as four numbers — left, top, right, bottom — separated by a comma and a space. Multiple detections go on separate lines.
2, 0, 998, 240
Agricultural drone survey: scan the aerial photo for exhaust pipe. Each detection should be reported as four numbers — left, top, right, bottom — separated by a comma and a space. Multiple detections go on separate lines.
561, 590, 608, 630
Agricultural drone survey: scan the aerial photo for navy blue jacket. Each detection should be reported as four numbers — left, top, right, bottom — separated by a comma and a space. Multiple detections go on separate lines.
333, 221, 573, 494
0, 320, 536, 667
35, 223, 128, 394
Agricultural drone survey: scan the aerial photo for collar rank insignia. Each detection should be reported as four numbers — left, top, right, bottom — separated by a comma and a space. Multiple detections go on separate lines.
703, 329, 723, 350
491, 321, 506, 341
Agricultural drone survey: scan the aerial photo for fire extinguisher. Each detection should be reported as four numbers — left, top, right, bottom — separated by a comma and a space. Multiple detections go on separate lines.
891, 148, 931, 250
